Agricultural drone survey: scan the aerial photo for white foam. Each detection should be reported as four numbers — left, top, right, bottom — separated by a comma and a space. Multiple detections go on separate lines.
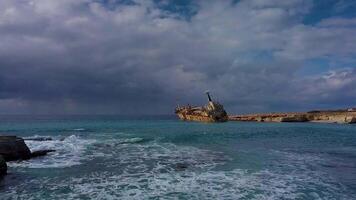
8, 135, 95, 168
44, 167, 348, 200
93, 142, 229, 171
72, 128, 86, 131
65, 145, 354, 199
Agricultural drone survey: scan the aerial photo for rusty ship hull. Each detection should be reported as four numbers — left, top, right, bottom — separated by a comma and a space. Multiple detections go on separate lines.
176, 113, 228, 122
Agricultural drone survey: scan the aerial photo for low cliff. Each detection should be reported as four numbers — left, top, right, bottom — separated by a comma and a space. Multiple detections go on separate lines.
229, 111, 356, 124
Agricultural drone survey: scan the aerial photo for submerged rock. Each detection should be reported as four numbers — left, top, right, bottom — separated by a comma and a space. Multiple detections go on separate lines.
0, 136, 31, 161
25, 137, 53, 141
30, 150, 56, 158
0, 155, 7, 176
174, 163, 189, 171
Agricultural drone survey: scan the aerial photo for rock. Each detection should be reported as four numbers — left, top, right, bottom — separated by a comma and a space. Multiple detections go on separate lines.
280, 115, 309, 122
0, 155, 7, 176
0, 136, 31, 161
30, 150, 56, 158
24, 137, 53, 141
174, 163, 188, 171
345, 116, 356, 124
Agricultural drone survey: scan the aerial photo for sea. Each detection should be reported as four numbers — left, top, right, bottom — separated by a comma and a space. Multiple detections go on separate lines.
0, 115, 356, 200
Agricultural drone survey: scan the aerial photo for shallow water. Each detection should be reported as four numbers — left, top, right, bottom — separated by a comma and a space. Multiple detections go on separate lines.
0, 115, 356, 199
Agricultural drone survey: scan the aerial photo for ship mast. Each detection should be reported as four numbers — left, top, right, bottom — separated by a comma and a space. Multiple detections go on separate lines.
205, 91, 212, 102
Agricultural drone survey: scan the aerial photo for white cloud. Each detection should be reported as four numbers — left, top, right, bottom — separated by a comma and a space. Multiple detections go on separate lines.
0, 0, 355, 114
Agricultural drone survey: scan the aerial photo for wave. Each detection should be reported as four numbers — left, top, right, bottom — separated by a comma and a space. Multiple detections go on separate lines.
72, 128, 86, 131
118, 137, 147, 144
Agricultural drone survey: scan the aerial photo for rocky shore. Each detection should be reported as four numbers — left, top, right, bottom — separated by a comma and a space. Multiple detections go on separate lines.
0, 155, 6, 177
0, 135, 55, 177
229, 110, 356, 124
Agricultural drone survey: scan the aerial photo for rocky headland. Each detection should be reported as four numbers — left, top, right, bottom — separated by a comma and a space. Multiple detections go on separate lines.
229, 109, 356, 124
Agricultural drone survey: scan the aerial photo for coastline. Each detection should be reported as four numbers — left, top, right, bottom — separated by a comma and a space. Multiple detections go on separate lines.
228, 110, 356, 124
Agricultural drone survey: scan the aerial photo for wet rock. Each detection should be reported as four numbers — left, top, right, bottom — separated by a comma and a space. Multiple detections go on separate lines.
0, 155, 7, 176
31, 150, 56, 158
25, 137, 53, 141
0, 136, 31, 161
0, 136, 55, 164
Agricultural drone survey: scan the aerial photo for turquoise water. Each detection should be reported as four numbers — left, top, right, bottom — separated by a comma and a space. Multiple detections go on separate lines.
0, 115, 356, 199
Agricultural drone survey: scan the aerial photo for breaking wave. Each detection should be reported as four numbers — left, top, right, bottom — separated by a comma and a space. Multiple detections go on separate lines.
72, 128, 86, 131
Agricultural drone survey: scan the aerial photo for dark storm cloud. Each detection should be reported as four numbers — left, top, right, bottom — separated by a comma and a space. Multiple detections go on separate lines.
0, 0, 356, 114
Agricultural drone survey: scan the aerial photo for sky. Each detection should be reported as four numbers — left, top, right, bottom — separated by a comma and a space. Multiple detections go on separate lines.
0, 0, 356, 115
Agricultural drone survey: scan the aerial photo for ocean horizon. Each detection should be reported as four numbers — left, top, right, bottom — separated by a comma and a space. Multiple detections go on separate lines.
1, 115, 355, 199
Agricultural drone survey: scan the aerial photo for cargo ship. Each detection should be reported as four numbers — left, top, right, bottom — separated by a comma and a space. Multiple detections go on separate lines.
175, 91, 228, 122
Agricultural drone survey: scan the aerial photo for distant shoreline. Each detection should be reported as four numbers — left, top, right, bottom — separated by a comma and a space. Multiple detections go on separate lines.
229, 109, 356, 124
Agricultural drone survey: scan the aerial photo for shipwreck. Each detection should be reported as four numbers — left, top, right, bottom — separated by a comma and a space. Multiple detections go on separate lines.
175, 91, 228, 122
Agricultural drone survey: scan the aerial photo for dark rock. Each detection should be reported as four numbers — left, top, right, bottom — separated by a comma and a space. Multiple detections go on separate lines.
0, 136, 31, 161
280, 115, 309, 122
174, 163, 189, 171
30, 150, 56, 158
0, 155, 7, 176
25, 137, 53, 141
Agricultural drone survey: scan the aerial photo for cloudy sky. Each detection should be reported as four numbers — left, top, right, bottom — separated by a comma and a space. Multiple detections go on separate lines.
0, 0, 356, 115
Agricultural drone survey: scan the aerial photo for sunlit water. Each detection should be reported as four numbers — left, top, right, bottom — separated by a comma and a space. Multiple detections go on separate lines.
0, 115, 356, 199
